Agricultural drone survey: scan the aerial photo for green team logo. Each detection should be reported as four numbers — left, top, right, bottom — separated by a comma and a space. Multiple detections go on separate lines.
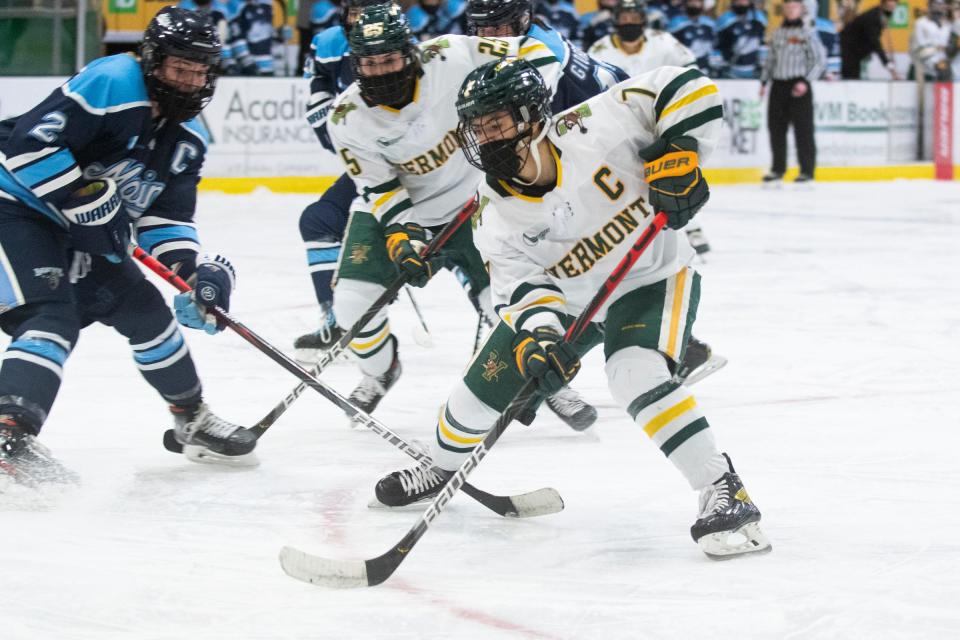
420, 38, 450, 63
888, 3, 909, 28
331, 101, 357, 125
555, 104, 592, 136
109, 0, 137, 14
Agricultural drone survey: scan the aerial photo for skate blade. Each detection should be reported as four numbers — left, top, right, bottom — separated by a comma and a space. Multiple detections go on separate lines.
366, 495, 433, 511
182, 445, 260, 468
682, 354, 729, 387
698, 521, 772, 560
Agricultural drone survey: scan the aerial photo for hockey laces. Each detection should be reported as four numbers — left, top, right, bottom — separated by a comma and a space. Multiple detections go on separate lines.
351, 375, 387, 404
710, 477, 733, 513
197, 408, 241, 439
397, 465, 444, 497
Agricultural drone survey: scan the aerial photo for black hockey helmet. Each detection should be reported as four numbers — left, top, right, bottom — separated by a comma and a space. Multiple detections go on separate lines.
341, 0, 390, 31
141, 6, 221, 122
455, 57, 551, 181
614, 0, 647, 22
465, 0, 533, 37
348, 4, 419, 107
613, 0, 647, 39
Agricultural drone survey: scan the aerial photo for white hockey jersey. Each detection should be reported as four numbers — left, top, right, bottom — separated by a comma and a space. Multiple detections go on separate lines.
473, 66, 722, 334
910, 16, 952, 74
588, 30, 697, 77
328, 34, 560, 228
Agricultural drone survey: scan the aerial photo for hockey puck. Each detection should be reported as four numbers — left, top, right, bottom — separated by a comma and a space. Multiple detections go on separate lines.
163, 429, 184, 454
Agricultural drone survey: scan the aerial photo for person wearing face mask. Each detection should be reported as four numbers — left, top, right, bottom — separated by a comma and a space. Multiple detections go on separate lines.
760, 0, 825, 184
715, 0, 768, 79
407, 0, 469, 40
839, 0, 902, 79
589, 0, 696, 75
911, 0, 954, 80
667, 0, 718, 74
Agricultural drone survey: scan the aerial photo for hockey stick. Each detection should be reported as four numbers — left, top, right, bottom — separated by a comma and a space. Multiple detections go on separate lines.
404, 286, 433, 348
279, 211, 669, 588
133, 212, 562, 518
238, 196, 477, 440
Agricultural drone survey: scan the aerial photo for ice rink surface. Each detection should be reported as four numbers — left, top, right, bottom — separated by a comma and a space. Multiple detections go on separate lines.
3, 181, 959, 639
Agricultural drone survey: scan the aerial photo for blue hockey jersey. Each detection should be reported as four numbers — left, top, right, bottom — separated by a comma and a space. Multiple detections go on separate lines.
303, 26, 353, 152
816, 16, 841, 78
577, 9, 614, 50
715, 8, 767, 79
534, 0, 580, 41
229, 0, 275, 75
0, 55, 207, 268
527, 23, 628, 113
407, 0, 468, 41
668, 13, 717, 73
310, 0, 340, 34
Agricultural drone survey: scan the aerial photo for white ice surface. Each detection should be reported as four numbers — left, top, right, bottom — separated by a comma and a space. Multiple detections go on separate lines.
3, 181, 960, 639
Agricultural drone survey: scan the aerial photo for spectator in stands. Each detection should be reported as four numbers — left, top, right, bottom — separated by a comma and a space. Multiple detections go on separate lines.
408, 0, 468, 39
229, 0, 276, 75
297, 0, 340, 72
589, 0, 696, 74
839, 0, 901, 79
911, 0, 953, 80
534, 0, 580, 40
668, 0, 718, 74
716, 0, 767, 78
761, 0, 825, 184
579, 0, 618, 50
815, 13, 842, 79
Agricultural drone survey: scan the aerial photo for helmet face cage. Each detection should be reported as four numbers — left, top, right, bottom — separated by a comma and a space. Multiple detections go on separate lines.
141, 7, 221, 123
455, 57, 551, 181
349, 4, 419, 106
465, 0, 532, 36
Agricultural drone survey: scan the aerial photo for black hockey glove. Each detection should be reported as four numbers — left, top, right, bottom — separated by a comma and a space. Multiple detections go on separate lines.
61, 179, 130, 263
512, 326, 581, 395
385, 222, 444, 288
638, 135, 709, 230
174, 254, 237, 335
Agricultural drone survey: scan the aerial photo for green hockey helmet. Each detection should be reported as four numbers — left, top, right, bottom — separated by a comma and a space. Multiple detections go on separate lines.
455, 56, 551, 181
348, 4, 419, 107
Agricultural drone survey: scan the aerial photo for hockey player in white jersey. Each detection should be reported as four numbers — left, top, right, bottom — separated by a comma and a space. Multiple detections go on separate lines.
588, 0, 697, 76
374, 58, 771, 559
327, 3, 596, 430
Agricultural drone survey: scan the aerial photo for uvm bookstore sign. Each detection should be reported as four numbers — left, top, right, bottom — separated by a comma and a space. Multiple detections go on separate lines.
713, 81, 920, 168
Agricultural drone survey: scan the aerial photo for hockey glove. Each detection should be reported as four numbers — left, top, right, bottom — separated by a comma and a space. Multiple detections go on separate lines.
174, 254, 237, 335
639, 136, 709, 230
61, 179, 130, 263
385, 222, 444, 288
512, 326, 581, 395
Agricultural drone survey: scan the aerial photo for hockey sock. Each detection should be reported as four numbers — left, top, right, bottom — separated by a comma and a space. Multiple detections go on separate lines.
606, 347, 727, 489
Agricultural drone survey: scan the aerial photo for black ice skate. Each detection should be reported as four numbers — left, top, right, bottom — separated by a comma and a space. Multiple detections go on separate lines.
675, 336, 728, 386
294, 302, 346, 363
545, 386, 598, 431
372, 463, 451, 508
0, 415, 79, 487
171, 403, 258, 466
690, 454, 771, 559
761, 171, 783, 185
347, 344, 401, 428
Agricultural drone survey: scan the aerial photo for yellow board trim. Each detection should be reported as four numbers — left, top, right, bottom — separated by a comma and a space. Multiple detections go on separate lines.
194, 165, 954, 194
666, 269, 686, 359
439, 414, 483, 445
644, 396, 697, 438
659, 85, 719, 121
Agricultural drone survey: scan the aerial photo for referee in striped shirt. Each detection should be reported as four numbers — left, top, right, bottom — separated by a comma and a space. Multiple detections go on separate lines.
760, 0, 826, 183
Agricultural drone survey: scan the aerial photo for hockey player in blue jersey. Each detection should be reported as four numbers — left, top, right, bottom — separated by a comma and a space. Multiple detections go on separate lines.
715, 0, 767, 79
178, 0, 237, 72
668, 0, 717, 74
229, 0, 276, 75
294, 0, 384, 362
0, 7, 257, 485
465, 0, 628, 110
534, 0, 580, 41
578, 0, 617, 50
815, 15, 841, 80
408, 0, 469, 40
